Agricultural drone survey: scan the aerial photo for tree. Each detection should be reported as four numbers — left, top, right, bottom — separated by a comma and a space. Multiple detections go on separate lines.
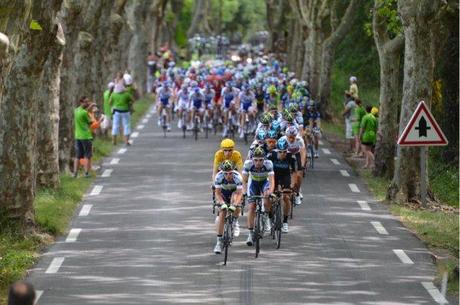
0, 0, 63, 230
187, 0, 211, 37
388, 0, 443, 203
265, 0, 288, 53
371, 0, 404, 178
317, 0, 364, 116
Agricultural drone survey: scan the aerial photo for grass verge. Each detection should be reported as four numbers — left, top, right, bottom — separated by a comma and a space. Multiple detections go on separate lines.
0, 97, 152, 304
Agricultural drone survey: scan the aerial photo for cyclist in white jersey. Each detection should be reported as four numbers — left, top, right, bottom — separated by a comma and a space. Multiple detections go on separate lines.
175, 84, 190, 129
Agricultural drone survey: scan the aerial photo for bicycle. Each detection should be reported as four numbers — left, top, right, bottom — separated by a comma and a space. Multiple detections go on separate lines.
192, 113, 200, 141
247, 195, 269, 258
160, 108, 168, 138
180, 110, 187, 139
271, 190, 291, 249
203, 107, 211, 139
241, 113, 255, 144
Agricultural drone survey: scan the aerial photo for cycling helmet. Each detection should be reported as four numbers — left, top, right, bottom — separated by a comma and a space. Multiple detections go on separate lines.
289, 103, 299, 113
269, 104, 278, 111
283, 111, 294, 121
259, 114, 271, 125
285, 126, 298, 136
267, 129, 277, 139
193, 87, 200, 93
268, 85, 277, 95
253, 147, 265, 158
271, 120, 280, 130
220, 160, 234, 172
277, 138, 288, 150
220, 138, 235, 149
256, 129, 266, 141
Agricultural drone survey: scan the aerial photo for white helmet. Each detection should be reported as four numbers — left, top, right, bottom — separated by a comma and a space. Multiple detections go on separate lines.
349, 76, 357, 83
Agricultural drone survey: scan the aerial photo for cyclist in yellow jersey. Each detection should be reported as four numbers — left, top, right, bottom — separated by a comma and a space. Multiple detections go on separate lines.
212, 138, 243, 182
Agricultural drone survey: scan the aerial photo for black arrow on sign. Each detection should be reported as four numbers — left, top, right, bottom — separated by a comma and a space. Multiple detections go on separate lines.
415, 116, 430, 137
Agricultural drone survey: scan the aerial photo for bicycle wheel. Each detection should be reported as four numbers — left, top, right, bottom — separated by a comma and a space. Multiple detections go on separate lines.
162, 114, 167, 138
309, 144, 315, 169
275, 204, 282, 249
223, 221, 231, 265
204, 114, 209, 139
255, 212, 261, 258
194, 116, 199, 141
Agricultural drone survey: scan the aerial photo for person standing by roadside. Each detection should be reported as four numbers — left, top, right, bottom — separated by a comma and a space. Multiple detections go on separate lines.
73, 97, 93, 178
352, 98, 366, 157
101, 82, 114, 136
342, 95, 357, 152
110, 83, 134, 146
146, 52, 158, 93
359, 105, 378, 169
348, 76, 359, 99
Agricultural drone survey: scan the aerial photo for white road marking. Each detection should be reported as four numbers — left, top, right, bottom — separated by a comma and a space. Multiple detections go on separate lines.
137, 124, 145, 130
117, 148, 127, 154
131, 132, 139, 138
357, 200, 371, 211
348, 183, 360, 193
340, 170, 350, 177
65, 228, 82, 242
322, 148, 331, 155
101, 169, 113, 177
79, 204, 93, 216
89, 185, 103, 196
45, 257, 65, 274
35, 290, 43, 304
146, 114, 152, 118
110, 158, 120, 165
318, 140, 324, 145
421, 282, 449, 304
142, 118, 148, 123
371, 221, 389, 235
393, 249, 414, 264
330, 158, 340, 165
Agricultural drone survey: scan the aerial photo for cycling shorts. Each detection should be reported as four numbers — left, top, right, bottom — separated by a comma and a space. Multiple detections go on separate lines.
248, 179, 270, 202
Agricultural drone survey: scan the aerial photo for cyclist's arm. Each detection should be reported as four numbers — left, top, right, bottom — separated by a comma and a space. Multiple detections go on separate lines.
242, 173, 248, 195
215, 187, 225, 204
268, 174, 275, 194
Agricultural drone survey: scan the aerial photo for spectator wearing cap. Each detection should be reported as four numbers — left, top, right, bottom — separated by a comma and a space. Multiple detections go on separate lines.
123, 72, 139, 106
342, 94, 357, 152
109, 79, 134, 146
8, 281, 36, 305
359, 105, 378, 169
102, 82, 114, 135
348, 76, 359, 99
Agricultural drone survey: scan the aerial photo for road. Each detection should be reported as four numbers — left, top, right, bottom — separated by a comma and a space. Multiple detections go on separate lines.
28, 107, 453, 305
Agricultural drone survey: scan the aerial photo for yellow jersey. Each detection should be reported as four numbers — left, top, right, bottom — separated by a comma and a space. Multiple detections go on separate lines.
213, 150, 243, 171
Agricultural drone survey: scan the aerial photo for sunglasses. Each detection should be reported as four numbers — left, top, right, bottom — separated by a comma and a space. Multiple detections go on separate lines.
253, 158, 264, 162
223, 149, 233, 153
278, 150, 287, 154
224, 171, 233, 175
287, 136, 296, 140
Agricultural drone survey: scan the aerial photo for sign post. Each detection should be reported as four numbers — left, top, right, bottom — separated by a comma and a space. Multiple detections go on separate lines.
397, 101, 448, 206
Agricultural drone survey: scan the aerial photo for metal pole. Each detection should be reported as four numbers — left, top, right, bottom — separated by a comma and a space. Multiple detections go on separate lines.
420, 146, 427, 207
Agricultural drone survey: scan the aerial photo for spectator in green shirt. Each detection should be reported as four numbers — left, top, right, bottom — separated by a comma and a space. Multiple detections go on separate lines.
101, 82, 114, 136
352, 98, 366, 157
359, 105, 378, 169
73, 96, 93, 177
109, 84, 134, 146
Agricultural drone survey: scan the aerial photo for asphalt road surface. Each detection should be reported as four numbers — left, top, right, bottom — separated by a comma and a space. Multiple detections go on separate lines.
28, 107, 455, 305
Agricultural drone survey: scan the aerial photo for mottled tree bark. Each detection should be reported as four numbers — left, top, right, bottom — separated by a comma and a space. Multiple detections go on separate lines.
0, 0, 63, 230
36, 22, 65, 189
388, 0, 442, 203
151, 0, 168, 52
372, 0, 404, 178
265, 0, 288, 53
318, 0, 363, 115
187, 0, 211, 38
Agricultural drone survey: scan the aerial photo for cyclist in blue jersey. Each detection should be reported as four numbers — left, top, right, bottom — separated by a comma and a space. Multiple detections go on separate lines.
189, 87, 205, 130
238, 85, 256, 138
242, 147, 275, 246
203, 84, 215, 129
156, 82, 173, 131
220, 82, 240, 137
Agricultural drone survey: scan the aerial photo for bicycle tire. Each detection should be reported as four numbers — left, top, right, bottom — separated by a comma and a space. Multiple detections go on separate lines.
205, 115, 209, 139
194, 116, 199, 141
162, 114, 167, 138
275, 204, 282, 249
223, 221, 231, 265
255, 212, 261, 258
309, 144, 315, 169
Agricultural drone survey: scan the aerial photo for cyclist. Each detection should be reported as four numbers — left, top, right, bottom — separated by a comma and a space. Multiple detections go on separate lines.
213, 160, 244, 254
265, 129, 278, 158
305, 103, 321, 158
212, 138, 243, 182
289, 103, 304, 133
156, 82, 173, 131
189, 87, 205, 130
279, 126, 306, 205
203, 83, 215, 129
238, 85, 256, 138
242, 147, 275, 246
175, 84, 190, 129
268, 138, 295, 233
220, 82, 240, 137
247, 129, 268, 159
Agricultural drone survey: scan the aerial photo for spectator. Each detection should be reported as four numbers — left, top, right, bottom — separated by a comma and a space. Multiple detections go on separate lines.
352, 98, 366, 157
348, 76, 359, 99
123, 72, 139, 105
342, 94, 357, 152
101, 82, 114, 136
8, 281, 36, 305
359, 105, 378, 169
109, 83, 134, 146
73, 96, 93, 178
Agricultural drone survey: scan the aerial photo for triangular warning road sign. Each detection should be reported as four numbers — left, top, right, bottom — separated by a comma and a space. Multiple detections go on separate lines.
398, 101, 448, 146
